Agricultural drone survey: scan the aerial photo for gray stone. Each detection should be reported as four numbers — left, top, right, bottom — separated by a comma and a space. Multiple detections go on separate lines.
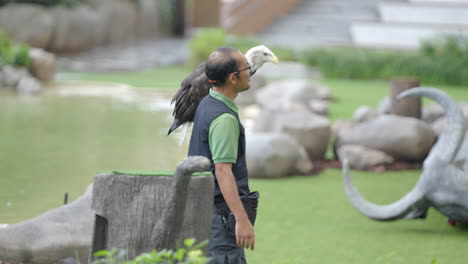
255, 79, 322, 108
308, 100, 329, 116
0, 4, 53, 49
331, 119, 354, 136
0, 185, 94, 264
422, 103, 444, 124
337, 144, 394, 170
96, 0, 138, 45
336, 115, 437, 161
16, 76, 42, 94
431, 116, 468, 136
255, 61, 321, 80
29, 48, 56, 82
235, 74, 268, 105
273, 111, 331, 160
353, 105, 378, 123
1, 66, 29, 88
48, 6, 102, 53
377, 96, 391, 114
431, 117, 446, 136
246, 132, 313, 178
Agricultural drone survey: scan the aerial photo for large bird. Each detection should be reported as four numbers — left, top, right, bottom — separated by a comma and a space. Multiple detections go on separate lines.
168, 45, 279, 136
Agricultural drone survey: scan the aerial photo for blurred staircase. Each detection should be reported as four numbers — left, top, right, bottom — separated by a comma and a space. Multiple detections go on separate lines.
258, 0, 379, 49
257, 0, 468, 50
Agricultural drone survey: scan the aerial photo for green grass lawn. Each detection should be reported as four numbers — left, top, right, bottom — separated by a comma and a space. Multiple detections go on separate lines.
248, 170, 468, 264
57, 66, 468, 264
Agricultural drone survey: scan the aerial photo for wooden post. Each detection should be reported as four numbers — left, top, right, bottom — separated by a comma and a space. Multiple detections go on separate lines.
390, 78, 422, 118
173, 0, 185, 36
89, 156, 213, 262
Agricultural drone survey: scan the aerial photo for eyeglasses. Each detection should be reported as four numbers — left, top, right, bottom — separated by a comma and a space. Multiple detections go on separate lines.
228, 65, 252, 76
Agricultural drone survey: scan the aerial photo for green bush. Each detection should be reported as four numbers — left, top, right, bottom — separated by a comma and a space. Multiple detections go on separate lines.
301, 35, 468, 86
188, 28, 297, 67
189, 28, 229, 66
92, 238, 209, 264
0, 0, 85, 7
0, 32, 32, 68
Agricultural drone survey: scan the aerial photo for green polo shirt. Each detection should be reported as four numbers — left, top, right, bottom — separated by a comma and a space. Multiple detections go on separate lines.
208, 89, 240, 164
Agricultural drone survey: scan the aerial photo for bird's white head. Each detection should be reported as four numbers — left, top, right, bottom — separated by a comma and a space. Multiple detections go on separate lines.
245, 45, 279, 75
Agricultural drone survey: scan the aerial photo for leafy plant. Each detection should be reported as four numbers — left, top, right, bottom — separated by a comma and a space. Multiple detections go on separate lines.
188, 28, 296, 67
189, 28, 229, 67
300, 35, 468, 86
0, 31, 32, 68
92, 238, 210, 264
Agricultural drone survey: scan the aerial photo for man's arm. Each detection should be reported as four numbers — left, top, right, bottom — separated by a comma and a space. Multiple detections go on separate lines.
215, 162, 255, 251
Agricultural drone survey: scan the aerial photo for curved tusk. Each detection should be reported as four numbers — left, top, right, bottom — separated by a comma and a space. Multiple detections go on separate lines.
342, 159, 426, 221
398, 87, 466, 164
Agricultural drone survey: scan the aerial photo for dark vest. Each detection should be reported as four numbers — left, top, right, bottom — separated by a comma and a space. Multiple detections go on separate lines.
188, 94, 250, 202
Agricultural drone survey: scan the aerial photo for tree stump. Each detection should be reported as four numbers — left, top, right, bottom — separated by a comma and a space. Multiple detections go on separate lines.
390, 78, 422, 118
89, 156, 213, 261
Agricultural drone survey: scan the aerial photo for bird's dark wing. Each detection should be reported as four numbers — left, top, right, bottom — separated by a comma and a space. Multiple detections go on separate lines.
168, 63, 212, 135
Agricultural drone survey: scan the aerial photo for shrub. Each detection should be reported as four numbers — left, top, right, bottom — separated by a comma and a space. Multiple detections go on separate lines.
0, 0, 85, 7
0, 31, 32, 68
92, 238, 209, 264
301, 35, 468, 86
188, 28, 297, 67
189, 28, 229, 66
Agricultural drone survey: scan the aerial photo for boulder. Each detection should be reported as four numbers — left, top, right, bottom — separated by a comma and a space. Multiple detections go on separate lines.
0, 186, 93, 264
16, 75, 42, 94
29, 48, 56, 82
335, 115, 437, 161
48, 6, 102, 53
272, 111, 331, 160
255, 61, 321, 80
377, 96, 391, 114
353, 106, 378, 123
0, 4, 54, 49
422, 103, 444, 124
95, 0, 138, 45
246, 133, 313, 178
255, 79, 325, 108
1, 66, 29, 88
337, 144, 394, 170
331, 119, 354, 136
308, 100, 329, 116
431, 116, 468, 136
235, 74, 268, 105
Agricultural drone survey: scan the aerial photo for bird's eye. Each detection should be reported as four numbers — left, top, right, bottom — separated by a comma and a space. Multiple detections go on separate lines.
263, 52, 268, 56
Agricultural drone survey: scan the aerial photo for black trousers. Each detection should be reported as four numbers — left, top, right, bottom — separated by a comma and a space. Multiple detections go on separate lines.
207, 192, 259, 264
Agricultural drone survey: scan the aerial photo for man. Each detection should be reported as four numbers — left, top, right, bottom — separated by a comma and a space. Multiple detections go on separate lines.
188, 47, 258, 264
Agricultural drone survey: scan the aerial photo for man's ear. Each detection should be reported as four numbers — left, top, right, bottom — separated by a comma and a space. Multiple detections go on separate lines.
227, 74, 237, 85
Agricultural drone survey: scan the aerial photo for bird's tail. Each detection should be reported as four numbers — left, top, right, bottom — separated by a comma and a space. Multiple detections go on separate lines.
178, 123, 192, 146
167, 122, 178, 135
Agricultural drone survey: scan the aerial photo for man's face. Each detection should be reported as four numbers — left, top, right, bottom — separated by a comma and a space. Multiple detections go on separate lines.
233, 53, 251, 93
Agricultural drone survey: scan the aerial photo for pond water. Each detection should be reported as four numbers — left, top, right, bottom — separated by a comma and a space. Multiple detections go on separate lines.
0, 82, 189, 224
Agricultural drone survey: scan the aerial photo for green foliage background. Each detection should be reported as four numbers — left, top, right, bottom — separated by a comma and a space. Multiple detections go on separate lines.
189, 29, 468, 86
0, 32, 31, 68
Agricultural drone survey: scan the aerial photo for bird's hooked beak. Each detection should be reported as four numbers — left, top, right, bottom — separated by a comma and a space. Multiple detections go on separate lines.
271, 55, 279, 64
